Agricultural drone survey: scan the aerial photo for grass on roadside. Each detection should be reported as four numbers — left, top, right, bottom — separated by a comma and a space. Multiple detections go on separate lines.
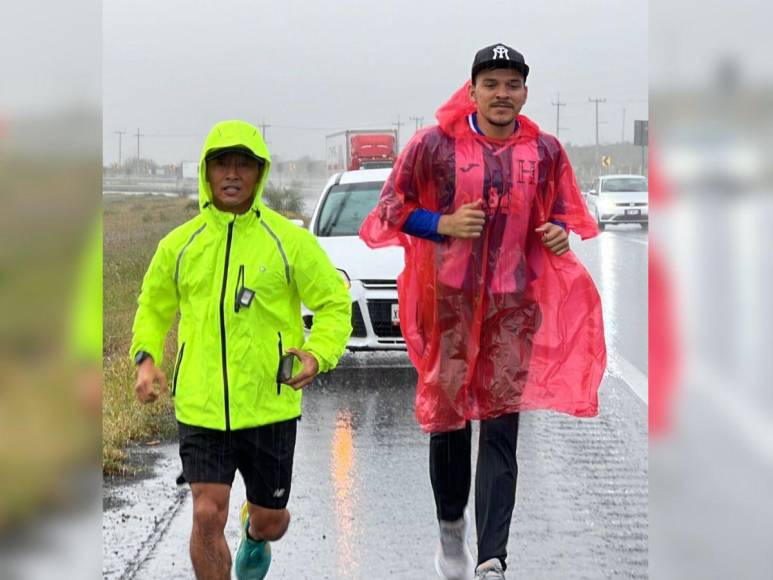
103, 195, 197, 474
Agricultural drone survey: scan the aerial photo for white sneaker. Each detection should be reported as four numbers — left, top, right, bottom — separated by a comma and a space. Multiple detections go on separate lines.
434, 515, 474, 580
475, 558, 505, 579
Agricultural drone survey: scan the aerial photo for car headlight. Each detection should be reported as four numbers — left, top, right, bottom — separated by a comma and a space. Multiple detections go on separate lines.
336, 268, 351, 289
599, 199, 617, 213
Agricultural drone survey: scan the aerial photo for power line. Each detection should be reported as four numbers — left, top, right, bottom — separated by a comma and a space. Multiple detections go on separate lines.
409, 115, 424, 133
550, 93, 566, 138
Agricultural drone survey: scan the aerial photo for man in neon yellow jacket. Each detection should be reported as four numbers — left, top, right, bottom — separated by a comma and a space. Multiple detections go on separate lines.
130, 120, 351, 580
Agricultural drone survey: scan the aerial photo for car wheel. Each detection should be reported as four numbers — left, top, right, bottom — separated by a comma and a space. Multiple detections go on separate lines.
596, 211, 606, 231
640, 222, 648, 232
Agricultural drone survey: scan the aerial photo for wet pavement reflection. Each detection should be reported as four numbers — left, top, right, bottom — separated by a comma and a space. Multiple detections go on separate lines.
331, 410, 357, 577
577, 225, 648, 375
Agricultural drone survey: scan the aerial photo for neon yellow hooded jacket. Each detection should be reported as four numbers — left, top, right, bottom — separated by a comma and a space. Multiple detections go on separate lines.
130, 120, 352, 430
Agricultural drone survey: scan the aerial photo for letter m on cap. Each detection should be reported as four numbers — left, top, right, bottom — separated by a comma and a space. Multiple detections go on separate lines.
492, 45, 510, 60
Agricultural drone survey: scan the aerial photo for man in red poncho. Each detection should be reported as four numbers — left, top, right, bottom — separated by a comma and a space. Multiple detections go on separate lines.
360, 44, 606, 579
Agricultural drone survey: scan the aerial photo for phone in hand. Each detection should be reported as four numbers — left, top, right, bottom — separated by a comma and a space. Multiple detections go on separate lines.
277, 353, 297, 384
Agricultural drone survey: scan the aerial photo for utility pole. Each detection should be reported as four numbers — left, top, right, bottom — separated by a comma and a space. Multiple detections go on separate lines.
551, 93, 566, 138
134, 128, 143, 174
634, 120, 649, 174
259, 119, 270, 143
393, 115, 404, 150
409, 115, 424, 134
589, 97, 606, 169
115, 130, 126, 169
621, 107, 626, 143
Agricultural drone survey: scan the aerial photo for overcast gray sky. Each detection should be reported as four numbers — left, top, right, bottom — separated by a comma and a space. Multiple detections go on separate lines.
1, 4, 100, 115
103, 0, 647, 165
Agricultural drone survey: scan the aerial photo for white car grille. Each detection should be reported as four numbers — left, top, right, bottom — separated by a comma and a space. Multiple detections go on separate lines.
361, 279, 397, 290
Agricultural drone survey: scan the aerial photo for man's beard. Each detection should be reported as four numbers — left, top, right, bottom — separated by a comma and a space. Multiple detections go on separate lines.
485, 114, 515, 127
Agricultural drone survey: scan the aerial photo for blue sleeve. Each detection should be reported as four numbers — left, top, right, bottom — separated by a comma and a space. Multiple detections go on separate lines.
401, 208, 444, 242
550, 219, 567, 230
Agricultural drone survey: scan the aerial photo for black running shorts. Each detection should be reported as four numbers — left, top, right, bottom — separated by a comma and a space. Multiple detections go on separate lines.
177, 417, 298, 510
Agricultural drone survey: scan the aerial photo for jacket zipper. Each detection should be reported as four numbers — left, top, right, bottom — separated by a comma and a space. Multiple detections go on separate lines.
277, 331, 283, 395
219, 221, 234, 431
172, 342, 185, 396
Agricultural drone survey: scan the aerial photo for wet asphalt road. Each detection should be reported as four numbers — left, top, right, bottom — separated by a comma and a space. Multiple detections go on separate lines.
579, 224, 648, 377
103, 224, 648, 579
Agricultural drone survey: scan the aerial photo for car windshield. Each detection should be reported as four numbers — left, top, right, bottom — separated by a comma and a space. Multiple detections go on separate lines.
316, 181, 384, 237
601, 177, 648, 192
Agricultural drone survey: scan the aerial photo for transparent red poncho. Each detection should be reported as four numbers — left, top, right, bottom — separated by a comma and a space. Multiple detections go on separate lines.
360, 83, 606, 432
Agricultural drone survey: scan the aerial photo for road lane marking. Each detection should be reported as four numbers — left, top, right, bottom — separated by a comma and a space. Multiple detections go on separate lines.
604, 232, 649, 247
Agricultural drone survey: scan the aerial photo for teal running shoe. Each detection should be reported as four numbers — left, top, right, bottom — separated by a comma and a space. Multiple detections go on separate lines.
234, 501, 271, 580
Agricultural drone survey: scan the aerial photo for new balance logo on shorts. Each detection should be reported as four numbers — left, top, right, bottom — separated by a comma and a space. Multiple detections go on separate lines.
273, 488, 286, 498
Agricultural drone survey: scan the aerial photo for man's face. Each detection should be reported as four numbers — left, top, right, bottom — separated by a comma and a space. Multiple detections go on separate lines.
206, 152, 263, 214
469, 68, 528, 128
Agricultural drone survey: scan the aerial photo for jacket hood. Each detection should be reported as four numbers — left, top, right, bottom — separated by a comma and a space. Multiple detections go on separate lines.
435, 81, 540, 141
198, 120, 272, 213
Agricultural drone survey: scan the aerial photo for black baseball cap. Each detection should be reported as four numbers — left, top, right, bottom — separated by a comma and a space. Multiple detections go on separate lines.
205, 146, 263, 163
471, 43, 529, 83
